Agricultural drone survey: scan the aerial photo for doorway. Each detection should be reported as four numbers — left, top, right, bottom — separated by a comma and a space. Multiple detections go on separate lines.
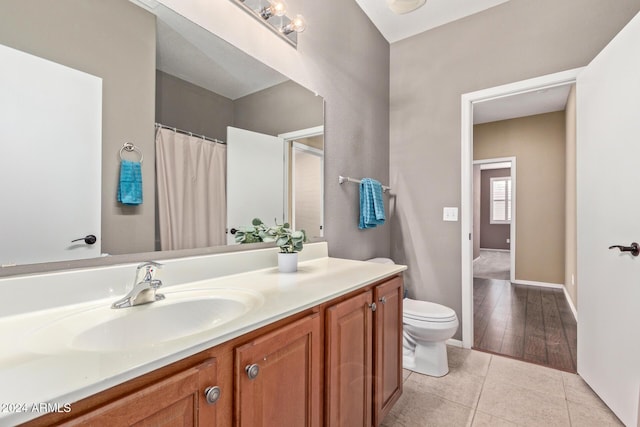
280, 126, 324, 238
461, 69, 580, 371
473, 158, 515, 281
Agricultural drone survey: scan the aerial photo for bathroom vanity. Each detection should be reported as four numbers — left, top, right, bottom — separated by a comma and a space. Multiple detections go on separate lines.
0, 243, 405, 426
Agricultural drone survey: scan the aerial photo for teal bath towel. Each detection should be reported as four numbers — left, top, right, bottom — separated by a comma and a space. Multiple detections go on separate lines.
359, 178, 385, 229
117, 160, 142, 205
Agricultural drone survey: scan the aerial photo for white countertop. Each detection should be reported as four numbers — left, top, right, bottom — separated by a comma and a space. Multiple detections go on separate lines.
0, 252, 405, 426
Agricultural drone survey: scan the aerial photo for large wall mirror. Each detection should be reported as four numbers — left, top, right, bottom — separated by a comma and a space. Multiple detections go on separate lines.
0, 0, 324, 270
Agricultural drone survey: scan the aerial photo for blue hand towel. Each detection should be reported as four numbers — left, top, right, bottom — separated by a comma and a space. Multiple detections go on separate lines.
117, 160, 143, 205
359, 178, 385, 229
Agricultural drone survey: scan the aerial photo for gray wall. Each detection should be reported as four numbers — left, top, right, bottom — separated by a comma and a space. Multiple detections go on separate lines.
234, 80, 324, 136
0, 0, 157, 256
480, 169, 511, 250
155, 73, 322, 140
390, 0, 640, 338
156, 70, 234, 142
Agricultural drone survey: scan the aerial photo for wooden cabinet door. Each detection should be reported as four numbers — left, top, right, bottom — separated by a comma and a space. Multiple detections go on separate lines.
325, 290, 373, 427
373, 276, 403, 426
235, 313, 321, 427
61, 358, 219, 426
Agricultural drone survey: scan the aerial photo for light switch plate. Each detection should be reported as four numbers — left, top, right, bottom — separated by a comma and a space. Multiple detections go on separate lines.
443, 207, 458, 221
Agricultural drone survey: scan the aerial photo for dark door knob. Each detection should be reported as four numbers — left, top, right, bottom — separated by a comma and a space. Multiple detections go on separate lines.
608, 242, 639, 256
72, 234, 97, 245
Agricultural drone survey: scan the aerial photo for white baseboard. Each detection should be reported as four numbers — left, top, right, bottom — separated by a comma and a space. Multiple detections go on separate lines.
479, 248, 510, 253
562, 286, 578, 320
446, 338, 464, 348
512, 280, 564, 289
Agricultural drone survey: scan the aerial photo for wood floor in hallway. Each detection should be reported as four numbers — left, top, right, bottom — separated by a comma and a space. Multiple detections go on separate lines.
473, 278, 577, 373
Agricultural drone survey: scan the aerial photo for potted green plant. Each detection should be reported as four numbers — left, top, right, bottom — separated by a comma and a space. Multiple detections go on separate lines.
248, 218, 306, 272
233, 218, 267, 244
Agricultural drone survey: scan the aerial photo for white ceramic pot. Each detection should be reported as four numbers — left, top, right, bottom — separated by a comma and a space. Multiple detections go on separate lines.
278, 252, 298, 273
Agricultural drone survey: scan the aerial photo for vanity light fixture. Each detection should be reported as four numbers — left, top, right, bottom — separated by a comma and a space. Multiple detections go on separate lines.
231, 0, 306, 47
259, 0, 286, 19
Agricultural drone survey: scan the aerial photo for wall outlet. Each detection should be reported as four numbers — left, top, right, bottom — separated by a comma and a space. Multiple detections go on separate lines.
443, 207, 458, 221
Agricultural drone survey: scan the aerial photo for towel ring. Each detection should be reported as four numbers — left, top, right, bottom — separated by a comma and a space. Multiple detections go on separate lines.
119, 142, 143, 164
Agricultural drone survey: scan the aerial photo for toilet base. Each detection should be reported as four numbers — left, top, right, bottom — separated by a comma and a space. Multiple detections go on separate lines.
403, 340, 449, 377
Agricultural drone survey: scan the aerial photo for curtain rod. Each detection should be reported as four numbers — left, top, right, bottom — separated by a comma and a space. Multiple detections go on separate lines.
155, 123, 225, 144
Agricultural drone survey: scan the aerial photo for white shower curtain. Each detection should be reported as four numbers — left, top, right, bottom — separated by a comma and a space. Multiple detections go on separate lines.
155, 128, 226, 250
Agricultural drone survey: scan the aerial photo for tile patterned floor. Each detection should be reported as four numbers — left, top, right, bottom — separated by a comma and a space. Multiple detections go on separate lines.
381, 346, 622, 427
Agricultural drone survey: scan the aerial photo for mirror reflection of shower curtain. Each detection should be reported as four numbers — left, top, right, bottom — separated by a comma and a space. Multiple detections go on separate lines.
155, 128, 226, 250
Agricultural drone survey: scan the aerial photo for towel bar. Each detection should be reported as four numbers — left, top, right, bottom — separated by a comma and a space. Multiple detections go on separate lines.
338, 175, 391, 192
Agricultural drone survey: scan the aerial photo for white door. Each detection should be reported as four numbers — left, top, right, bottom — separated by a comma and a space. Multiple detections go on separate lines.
0, 44, 101, 266
292, 142, 324, 239
577, 12, 640, 427
226, 127, 284, 245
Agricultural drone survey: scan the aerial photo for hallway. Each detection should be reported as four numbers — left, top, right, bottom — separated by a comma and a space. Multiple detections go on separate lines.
472, 249, 576, 372
473, 278, 577, 372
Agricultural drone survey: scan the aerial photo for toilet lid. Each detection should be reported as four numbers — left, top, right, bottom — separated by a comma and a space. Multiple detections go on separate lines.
404, 299, 457, 322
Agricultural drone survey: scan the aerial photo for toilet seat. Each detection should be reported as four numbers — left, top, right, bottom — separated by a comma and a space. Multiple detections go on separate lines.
403, 299, 457, 323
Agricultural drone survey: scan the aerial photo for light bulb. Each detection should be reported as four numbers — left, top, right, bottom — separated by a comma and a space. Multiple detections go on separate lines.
282, 14, 306, 35
271, 1, 286, 16
260, 0, 287, 19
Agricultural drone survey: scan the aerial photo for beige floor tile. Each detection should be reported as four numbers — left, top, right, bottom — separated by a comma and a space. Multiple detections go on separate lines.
566, 401, 623, 426
407, 367, 485, 408
471, 410, 519, 426
477, 375, 570, 426
561, 372, 609, 411
486, 355, 565, 398
403, 369, 412, 382
381, 381, 474, 427
447, 346, 492, 377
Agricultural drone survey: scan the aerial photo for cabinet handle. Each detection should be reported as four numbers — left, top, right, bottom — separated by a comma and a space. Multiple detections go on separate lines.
245, 363, 260, 380
204, 386, 221, 405
369, 302, 377, 312
379, 296, 387, 304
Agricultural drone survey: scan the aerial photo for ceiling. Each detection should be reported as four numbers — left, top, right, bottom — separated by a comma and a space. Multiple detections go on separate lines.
473, 85, 572, 124
354, 0, 512, 43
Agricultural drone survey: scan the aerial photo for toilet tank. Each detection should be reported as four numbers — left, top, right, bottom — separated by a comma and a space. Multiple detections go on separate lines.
366, 257, 395, 264
366, 258, 407, 297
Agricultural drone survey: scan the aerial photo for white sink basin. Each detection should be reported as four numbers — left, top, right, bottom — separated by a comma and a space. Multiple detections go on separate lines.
26, 288, 264, 352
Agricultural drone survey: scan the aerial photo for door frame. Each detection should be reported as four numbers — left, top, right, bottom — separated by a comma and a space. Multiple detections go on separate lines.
460, 68, 582, 348
473, 157, 516, 282
290, 142, 324, 234
279, 125, 324, 227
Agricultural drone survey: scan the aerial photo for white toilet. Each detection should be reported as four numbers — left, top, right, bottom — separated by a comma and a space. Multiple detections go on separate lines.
367, 258, 459, 377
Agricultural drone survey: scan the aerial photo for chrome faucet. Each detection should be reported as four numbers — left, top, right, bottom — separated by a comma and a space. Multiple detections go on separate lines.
111, 261, 165, 309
